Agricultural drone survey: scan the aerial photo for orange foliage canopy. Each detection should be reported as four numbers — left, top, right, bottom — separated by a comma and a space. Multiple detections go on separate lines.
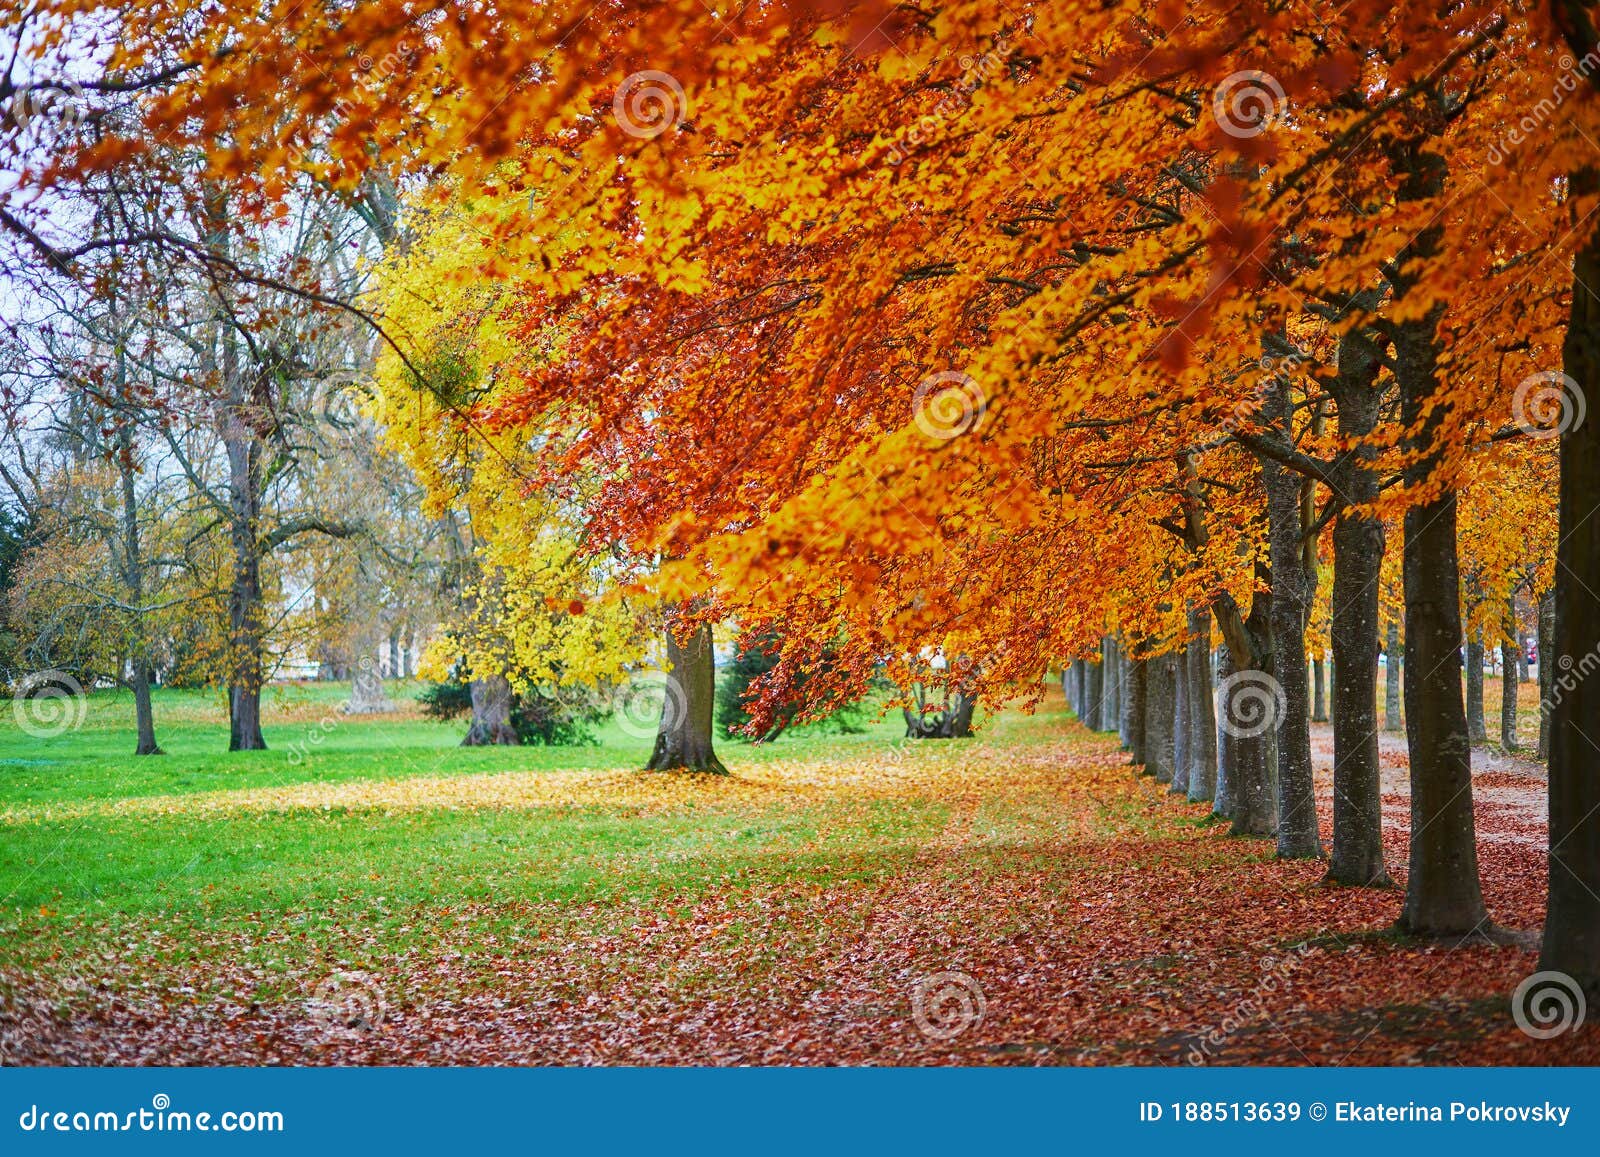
2, 0, 1575, 725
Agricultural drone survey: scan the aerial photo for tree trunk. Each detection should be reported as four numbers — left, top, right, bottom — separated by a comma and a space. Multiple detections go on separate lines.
1501, 635, 1520, 751
1084, 657, 1104, 731
1311, 659, 1327, 722
1263, 399, 1321, 859
115, 422, 163, 756
345, 648, 396, 714
1104, 637, 1123, 742
1465, 634, 1487, 744
1323, 332, 1390, 886
1544, 149, 1600, 985
1537, 592, 1554, 762
1213, 643, 1235, 822
1143, 653, 1176, 784
1385, 621, 1403, 733
1217, 596, 1278, 839
1325, 658, 1336, 731
1186, 609, 1218, 803
1127, 657, 1148, 768
647, 619, 727, 773
131, 661, 163, 756
1171, 646, 1191, 796
1396, 306, 1487, 937
461, 675, 519, 746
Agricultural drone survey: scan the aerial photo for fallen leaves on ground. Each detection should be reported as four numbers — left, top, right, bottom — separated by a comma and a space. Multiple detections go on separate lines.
1, 693, 1592, 1066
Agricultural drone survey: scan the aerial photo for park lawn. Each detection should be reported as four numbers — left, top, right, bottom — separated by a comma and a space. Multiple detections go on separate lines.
0, 681, 1590, 1066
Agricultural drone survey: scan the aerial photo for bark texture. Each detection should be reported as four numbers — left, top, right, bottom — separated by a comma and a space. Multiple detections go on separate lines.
1263, 388, 1320, 859
1544, 136, 1600, 986
1396, 304, 1487, 936
461, 675, 519, 746
647, 620, 728, 772
1385, 622, 1403, 733
1185, 609, 1218, 803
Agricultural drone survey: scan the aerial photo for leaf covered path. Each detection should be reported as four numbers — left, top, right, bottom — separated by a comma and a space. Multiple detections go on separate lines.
1, 690, 1592, 1066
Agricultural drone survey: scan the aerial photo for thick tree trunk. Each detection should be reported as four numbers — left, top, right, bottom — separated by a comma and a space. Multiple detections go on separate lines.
1544, 151, 1600, 985
1465, 635, 1488, 744
647, 619, 727, 773
461, 675, 519, 746
1311, 659, 1327, 722
1084, 657, 1104, 731
345, 648, 396, 714
1263, 406, 1321, 859
1212, 643, 1235, 822
1538, 592, 1555, 762
1171, 647, 1191, 796
1501, 635, 1520, 751
1127, 657, 1148, 768
1216, 597, 1277, 839
1142, 653, 1177, 783
1186, 609, 1218, 803
1385, 622, 1403, 733
131, 662, 163, 756
1323, 334, 1390, 886
1396, 307, 1487, 937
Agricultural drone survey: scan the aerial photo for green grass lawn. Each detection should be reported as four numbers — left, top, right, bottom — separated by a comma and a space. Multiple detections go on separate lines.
0, 679, 983, 985
0, 678, 925, 808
